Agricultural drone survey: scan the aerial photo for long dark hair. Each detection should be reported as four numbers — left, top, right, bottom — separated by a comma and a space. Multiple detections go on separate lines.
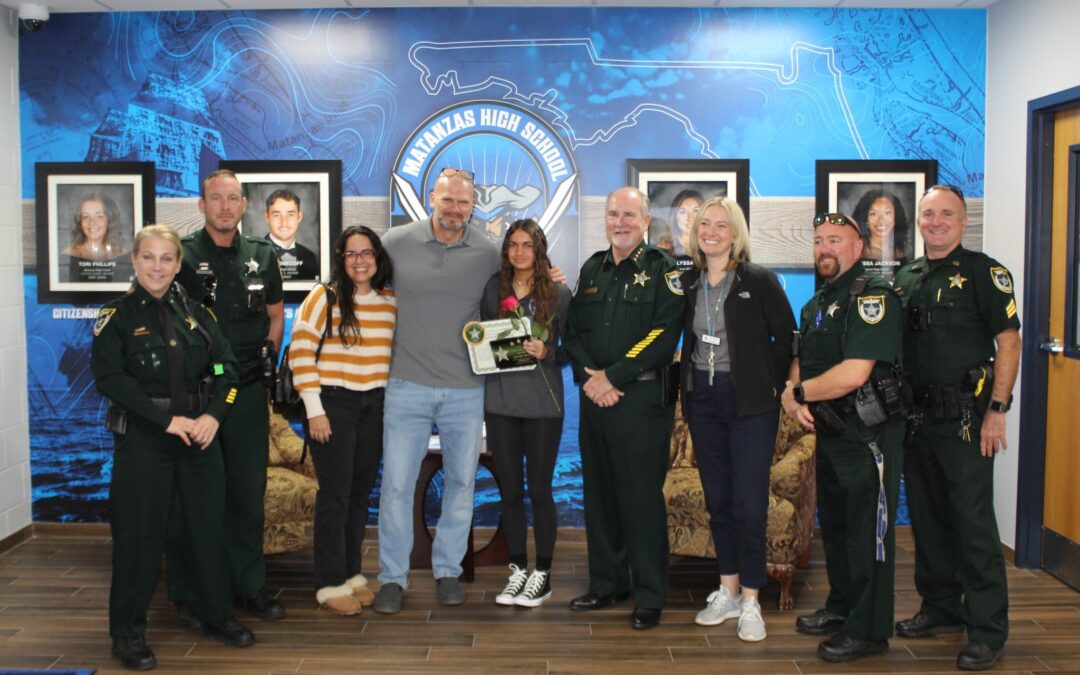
852, 189, 908, 252
497, 219, 556, 337
330, 225, 393, 347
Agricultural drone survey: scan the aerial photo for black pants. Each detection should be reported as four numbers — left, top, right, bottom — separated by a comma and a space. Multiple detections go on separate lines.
484, 412, 563, 568
578, 380, 673, 610
904, 414, 1008, 648
685, 370, 777, 590
111, 418, 231, 637
816, 421, 902, 641
168, 381, 269, 603
309, 386, 384, 591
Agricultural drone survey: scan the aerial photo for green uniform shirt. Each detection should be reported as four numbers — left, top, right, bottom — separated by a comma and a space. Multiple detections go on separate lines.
178, 228, 283, 364
565, 242, 686, 387
798, 261, 903, 383
894, 246, 1020, 389
91, 283, 240, 429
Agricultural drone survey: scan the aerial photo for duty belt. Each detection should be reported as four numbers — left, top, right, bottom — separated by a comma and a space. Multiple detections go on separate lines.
149, 394, 204, 416
913, 384, 976, 420
237, 360, 264, 388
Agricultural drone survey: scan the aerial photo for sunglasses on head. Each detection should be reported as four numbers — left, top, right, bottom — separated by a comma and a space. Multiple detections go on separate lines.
813, 212, 859, 230
438, 167, 474, 180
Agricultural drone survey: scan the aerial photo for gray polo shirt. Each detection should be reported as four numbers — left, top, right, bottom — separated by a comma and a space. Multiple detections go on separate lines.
382, 217, 500, 388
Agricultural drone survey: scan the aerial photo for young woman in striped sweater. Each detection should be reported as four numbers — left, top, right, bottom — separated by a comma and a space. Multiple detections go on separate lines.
288, 225, 396, 616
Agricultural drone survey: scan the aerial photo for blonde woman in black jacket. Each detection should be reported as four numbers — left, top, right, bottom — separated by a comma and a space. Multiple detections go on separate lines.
678, 196, 796, 641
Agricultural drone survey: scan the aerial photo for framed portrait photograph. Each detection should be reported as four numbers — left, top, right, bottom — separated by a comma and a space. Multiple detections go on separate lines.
34, 162, 155, 304
626, 159, 750, 272
219, 159, 342, 300
815, 159, 938, 282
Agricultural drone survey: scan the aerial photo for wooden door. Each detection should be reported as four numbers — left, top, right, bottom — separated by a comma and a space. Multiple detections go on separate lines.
1041, 106, 1080, 588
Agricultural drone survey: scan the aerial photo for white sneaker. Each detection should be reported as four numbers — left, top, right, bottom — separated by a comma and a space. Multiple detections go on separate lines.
695, 586, 741, 626
495, 564, 528, 606
515, 569, 551, 608
737, 596, 767, 642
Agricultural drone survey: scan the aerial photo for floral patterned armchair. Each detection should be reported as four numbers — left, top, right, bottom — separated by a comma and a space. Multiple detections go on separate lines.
263, 409, 318, 554
664, 404, 817, 609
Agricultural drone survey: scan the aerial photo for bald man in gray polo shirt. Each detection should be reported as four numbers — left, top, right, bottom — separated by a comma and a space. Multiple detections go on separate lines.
373, 169, 500, 614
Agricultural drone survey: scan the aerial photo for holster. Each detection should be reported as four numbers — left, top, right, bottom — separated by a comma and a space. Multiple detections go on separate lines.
105, 401, 128, 436
660, 361, 680, 407
810, 400, 847, 436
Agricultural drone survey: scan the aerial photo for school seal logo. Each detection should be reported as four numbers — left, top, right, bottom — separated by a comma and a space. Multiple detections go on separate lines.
391, 100, 578, 248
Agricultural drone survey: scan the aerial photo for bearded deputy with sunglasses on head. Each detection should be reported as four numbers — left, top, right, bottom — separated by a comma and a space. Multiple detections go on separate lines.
891, 186, 1020, 672
781, 212, 905, 664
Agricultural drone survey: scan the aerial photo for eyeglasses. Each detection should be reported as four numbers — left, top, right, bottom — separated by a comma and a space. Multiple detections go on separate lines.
343, 249, 376, 262
924, 184, 966, 202
438, 167, 474, 180
813, 212, 860, 230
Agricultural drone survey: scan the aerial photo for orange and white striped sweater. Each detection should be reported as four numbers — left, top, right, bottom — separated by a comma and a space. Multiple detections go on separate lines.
289, 284, 396, 419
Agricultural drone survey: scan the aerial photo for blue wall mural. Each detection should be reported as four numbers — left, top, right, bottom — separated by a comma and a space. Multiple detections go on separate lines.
20, 6, 984, 525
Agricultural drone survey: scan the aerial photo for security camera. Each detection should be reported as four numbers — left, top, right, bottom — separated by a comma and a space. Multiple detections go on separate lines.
18, 3, 49, 32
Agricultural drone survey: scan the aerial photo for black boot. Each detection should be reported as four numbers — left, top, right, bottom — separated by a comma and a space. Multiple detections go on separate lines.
112, 635, 157, 671
203, 616, 256, 647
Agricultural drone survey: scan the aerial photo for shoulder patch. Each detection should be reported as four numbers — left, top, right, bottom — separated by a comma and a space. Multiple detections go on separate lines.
93, 307, 117, 336
664, 270, 684, 295
989, 266, 1013, 294
856, 295, 886, 325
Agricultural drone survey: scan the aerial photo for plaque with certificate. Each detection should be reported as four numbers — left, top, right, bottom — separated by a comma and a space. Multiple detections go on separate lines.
462, 319, 538, 375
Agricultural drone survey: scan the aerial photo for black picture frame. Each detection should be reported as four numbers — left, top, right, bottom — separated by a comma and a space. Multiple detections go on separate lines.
815, 159, 938, 282
626, 159, 750, 271
34, 161, 156, 304
219, 159, 342, 301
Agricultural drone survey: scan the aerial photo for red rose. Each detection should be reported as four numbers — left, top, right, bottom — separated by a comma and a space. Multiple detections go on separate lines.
500, 295, 520, 313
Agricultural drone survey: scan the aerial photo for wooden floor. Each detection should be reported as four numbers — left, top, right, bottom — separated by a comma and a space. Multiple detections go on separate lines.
1, 525, 1078, 674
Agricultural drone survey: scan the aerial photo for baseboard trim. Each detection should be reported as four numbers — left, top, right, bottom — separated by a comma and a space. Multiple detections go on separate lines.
0, 524, 33, 555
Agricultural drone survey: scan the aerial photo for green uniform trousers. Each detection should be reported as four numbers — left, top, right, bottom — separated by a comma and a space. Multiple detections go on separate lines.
578, 380, 673, 610
169, 381, 269, 602
110, 419, 231, 638
816, 421, 902, 641
904, 415, 1009, 648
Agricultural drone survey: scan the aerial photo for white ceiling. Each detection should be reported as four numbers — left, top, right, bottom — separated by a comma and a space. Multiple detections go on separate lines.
5, 0, 999, 14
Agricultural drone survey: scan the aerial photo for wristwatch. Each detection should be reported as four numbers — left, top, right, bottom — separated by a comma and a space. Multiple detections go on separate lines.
793, 383, 806, 404
988, 397, 1012, 413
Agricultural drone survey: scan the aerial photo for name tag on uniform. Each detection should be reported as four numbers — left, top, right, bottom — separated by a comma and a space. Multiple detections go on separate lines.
701, 334, 722, 346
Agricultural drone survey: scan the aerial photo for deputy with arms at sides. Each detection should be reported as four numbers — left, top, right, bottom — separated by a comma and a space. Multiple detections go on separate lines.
679, 197, 796, 641
92, 224, 254, 672
891, 185, 1020, 672
781, 212, 905, 663
171, 169, 286, 626
564, 186, 686, 630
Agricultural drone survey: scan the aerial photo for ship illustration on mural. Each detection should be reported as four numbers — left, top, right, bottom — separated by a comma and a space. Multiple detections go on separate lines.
84, 72, 225, 197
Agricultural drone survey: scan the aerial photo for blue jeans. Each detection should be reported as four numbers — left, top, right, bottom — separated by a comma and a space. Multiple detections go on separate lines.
378, 378, 485, 586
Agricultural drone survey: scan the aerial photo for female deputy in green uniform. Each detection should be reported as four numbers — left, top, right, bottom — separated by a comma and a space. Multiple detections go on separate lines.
91, 224, 254, 671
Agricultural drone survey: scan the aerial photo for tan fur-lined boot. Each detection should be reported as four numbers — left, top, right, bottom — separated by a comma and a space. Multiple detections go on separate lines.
347, 574, 376, 607
316, 583, 362, 616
